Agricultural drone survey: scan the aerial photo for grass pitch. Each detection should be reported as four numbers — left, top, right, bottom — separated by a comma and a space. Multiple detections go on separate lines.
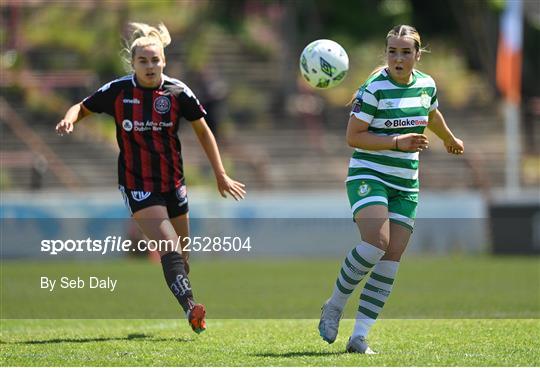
1, 319, 539, 366
1, 256, 539, 366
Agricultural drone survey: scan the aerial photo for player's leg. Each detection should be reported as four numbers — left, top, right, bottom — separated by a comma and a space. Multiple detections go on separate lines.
319, 180, 388, 344
170, 213, 190, 274
348, 223, 411, 352
132, 204, 196, 316
348, 192, 416, 353
382, 221, 412, 261
330, 204, 389, 308
166, 186, 206, 333
120, 185, 197, 329
166, 184, 191, 273
170, 212, 206, 334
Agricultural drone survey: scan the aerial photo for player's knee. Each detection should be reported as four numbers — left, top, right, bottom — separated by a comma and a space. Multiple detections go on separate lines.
376, 235, 390, 251
363, 233, 389, 251
381, 250, 402, 261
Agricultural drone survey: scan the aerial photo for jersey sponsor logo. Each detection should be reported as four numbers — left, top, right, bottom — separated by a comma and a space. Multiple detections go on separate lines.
384, 119, 428, 128
121, 119, 173, 132
176, 185, 188, 206
153, 96, 171, 114
420, 91, 431, 109
122, 119, 133, 132
123, 98, 140, 104
131, 191, 151, 202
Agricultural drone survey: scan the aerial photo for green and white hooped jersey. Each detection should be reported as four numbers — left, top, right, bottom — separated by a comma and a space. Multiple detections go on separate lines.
348, 68, 438, 192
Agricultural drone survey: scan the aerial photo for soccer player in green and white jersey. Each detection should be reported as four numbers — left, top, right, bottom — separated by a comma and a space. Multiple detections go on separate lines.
318, 25, 464, 354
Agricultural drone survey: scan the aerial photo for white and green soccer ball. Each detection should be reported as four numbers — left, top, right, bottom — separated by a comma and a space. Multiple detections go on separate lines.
299, 39, 349, 89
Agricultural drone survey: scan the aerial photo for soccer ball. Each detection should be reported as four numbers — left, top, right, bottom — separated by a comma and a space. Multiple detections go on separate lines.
299, 39, 349, 89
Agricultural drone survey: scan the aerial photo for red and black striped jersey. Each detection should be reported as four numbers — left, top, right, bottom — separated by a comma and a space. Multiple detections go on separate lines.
82, 74, 207, 192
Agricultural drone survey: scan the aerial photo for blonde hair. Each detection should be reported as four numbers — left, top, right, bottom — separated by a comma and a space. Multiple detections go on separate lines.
122, 22, 171, 72
386, 24, 423, 53
374, 24, 426, 74
347, 25, 425, 105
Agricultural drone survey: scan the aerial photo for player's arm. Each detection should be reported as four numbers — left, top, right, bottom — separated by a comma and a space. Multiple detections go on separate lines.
190, 118, 246, 200
55, 102, 92, 135
428, 108, 464, 155
346, 115, 429, 152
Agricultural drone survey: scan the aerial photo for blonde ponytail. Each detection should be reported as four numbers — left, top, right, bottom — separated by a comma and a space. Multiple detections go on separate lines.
121, 22, 171, 72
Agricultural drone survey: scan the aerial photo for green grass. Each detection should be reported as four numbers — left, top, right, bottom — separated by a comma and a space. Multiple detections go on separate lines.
1, 256, 539, 365
2, 256, 539, 319
1, 319, 539, 366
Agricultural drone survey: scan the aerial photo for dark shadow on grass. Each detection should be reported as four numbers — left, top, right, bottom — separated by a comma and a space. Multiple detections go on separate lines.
3, 333, 194, 345
254, 351, 347, 358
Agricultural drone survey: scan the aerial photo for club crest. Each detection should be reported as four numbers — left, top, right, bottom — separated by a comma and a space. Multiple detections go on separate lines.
358, 182, 371, 196
420, 90, 431, 109
154, 96, 171, 114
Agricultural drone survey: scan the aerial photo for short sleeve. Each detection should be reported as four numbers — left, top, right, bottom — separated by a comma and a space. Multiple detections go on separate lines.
429, 81, 438, 112
82, 81, 118, 116
178, 86, 207, 122
350, 87, 378, 125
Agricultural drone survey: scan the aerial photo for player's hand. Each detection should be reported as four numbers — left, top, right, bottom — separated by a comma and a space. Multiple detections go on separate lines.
396, 133, 429, 152
444, 136, 464, 155
216, 173, 246, 201
55, 119, 74, 136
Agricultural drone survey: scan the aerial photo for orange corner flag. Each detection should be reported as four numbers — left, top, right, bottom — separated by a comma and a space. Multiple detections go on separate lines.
496, 0, 523, 104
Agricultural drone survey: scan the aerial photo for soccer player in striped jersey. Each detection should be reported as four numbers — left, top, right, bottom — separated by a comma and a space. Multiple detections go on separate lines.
318, 25, 464, 354
55, 22, 246, 334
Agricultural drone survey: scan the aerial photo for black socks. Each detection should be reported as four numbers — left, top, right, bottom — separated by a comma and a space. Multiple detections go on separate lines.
160, 252, 194, 313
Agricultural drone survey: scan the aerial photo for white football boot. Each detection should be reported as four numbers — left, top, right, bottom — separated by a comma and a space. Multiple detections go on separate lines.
318, 299, 343, 344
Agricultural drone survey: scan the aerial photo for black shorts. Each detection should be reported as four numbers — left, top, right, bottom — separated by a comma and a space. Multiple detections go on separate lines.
119, 185, 189, 218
